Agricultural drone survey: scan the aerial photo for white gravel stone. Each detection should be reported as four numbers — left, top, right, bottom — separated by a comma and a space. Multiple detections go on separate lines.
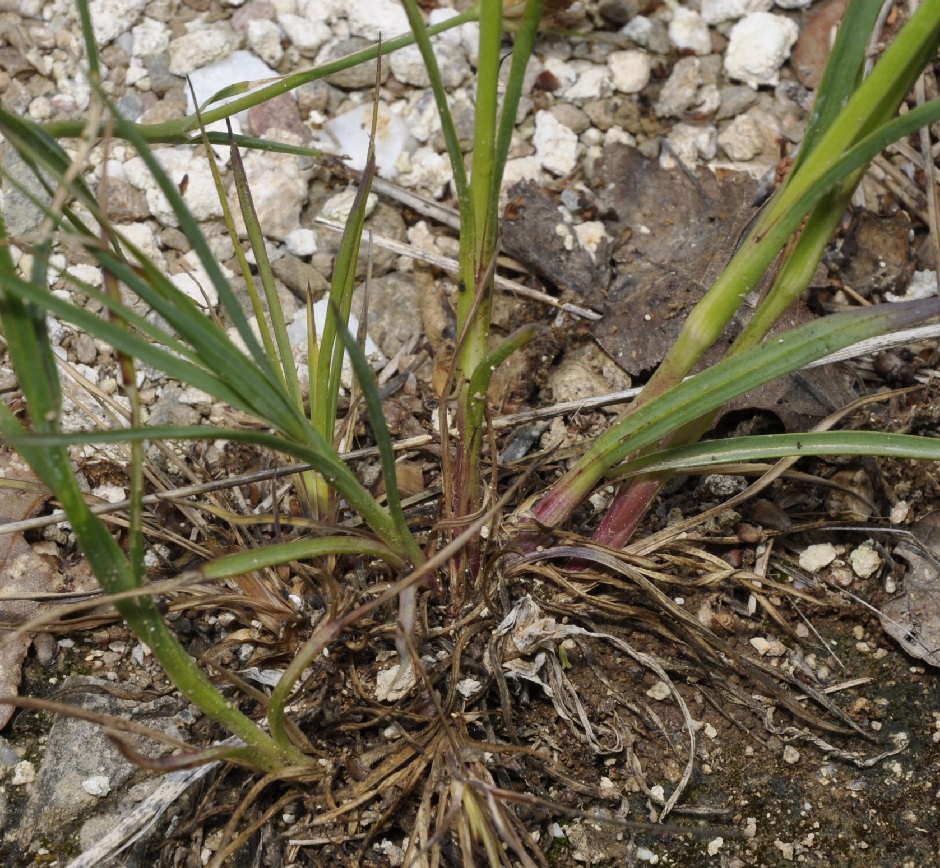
320, 188, 378, 223
701, 0, 772, 25
118, 222, 165, 267
542, 55, 578, 91
575, 221, 608, 260
168, 24, 239, 76
646, 681, 671, 701
656, 56, 701, 117
395, 148, 452, 198
533, 110, 579, 176
799, 542, 838, 572
171, 270, 220, 308
566, 64, 611, 101
247, 19, 284, 66
500, 156, 545, 201
347, 0, 409, 41
390, 44, 431, 87
186, 51, 278, 124
750, 636, 786, 657
297, 0, 346, 23
667, 122, 717, 165
82, 775, 111, 797
124, 151, 223, 227
89, 0, 146, 47
621, 16, 653, 47
724, 12, 799, 88
887, 268, 938, 302
285, 228, 318, 257
608, 50, 651, 94
11, 760, 35, 785
850, 542, 882, 579
131, 17, 170, 57
669, 7, 712, 55
279, 13, 331, 55
232, 145, 312, 240
375, 663, 416, 702
782, 745, 800, 764
775, 0, 813, 7
0, 0, 42, 14
323, 102, 415, 180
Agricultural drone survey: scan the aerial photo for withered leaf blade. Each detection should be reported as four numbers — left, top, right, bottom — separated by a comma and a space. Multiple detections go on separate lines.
587, 144, 761, 377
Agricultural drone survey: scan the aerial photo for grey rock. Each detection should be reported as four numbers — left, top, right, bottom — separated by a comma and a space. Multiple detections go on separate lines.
14, 676, 188, 849
145, 54, 181, 95
715, 84, 758, 120
319, 37, 389, 89
1, 144, 51, 238
352, 271, 422, 357
270, 252, 329, 299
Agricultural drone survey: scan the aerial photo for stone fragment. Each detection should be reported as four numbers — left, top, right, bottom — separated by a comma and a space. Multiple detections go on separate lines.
656, 56, 701, 117
131, 17, 170, 57
608, 50, 651, 94
718, 112, 763, 160
246, 18, 283, 66
167, 24, 239, 76
231, 144, 312, 241
347, 0, 409, 41
533, 110, 578, 176
669, 7, 712, 55
279, 13, 332, 55
323, 102, 415, 179
89, 0, 146, 46
123, 151, 224, 226
701, 0, 772, 25
799, 543, 838, 572
725, 12, 799, 88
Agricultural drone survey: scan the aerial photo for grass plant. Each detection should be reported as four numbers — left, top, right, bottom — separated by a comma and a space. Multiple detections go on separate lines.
2, 0, 940, 861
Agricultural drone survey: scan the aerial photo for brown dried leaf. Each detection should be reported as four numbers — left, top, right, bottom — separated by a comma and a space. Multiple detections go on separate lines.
586, 144, 761, 377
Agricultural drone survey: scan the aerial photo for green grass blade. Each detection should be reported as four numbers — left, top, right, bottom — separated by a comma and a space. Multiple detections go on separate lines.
612, 431, 940, 478
792, 0, 882, 170
227, 128, 302, 404
331, 303, 423, 564
312, 110, 377, 446
106, 112, 274, 373
199, 536, 406, 580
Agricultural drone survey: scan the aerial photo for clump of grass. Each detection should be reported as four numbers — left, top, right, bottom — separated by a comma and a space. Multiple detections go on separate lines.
2, 0, 940, 862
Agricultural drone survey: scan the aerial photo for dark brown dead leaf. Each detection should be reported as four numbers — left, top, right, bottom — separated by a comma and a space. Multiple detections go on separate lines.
880, 512, 940, 667
586, 144, 761, 377
837, 210, 915, 298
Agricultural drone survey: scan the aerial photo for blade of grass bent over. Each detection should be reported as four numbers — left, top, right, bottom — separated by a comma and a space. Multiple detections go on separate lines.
612, 431, 940, 478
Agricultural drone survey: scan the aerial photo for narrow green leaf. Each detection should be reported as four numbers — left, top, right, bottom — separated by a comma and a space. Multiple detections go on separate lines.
200, 536, 406, 580
612, 431, 940, 478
